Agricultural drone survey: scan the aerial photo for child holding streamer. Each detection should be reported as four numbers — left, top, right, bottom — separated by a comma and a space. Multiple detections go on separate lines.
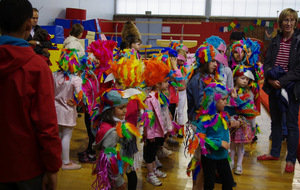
92, 88, 142, 190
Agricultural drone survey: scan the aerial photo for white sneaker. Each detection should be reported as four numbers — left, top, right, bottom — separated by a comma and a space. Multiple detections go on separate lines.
154, 169, 167, 178
155, 156, 163, 168
61, 162, 82, 170
157, 147, 172, 158
147, 173, 162, 186
234, 165, 243, 175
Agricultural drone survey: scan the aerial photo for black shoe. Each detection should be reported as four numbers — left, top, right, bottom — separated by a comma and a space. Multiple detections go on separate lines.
77, 150, 87, 158
233, 181, 237, 187
177, 134, 183, 138
79, 154, 96, 163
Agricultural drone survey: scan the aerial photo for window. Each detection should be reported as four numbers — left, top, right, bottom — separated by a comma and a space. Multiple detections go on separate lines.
116, 0, 205, 15
211, 0, 300, 17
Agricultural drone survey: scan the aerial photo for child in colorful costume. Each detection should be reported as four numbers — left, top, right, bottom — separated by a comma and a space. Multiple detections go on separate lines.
77, 39, 117, 163
170, 41, 190, 138
188, 82, 236, 189
186, 43, 225, 189
228, 65, 260, 175
205, 36, 234, 89
54, 48, 87, 170
141, 54, 176, 186
92, 88, 142, 190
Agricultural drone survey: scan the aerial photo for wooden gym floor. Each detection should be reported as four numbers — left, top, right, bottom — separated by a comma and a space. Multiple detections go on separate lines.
56, 105, 300, 190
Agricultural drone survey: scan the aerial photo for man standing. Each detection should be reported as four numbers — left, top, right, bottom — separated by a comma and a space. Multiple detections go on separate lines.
0, 0, 62, 189
27, 8, 42, 46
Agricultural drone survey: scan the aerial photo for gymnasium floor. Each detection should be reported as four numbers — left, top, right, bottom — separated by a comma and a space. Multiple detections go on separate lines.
56, 105, 300, 190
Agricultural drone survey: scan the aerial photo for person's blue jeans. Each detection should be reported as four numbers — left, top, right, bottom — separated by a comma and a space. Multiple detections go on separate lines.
269, 91, 299, 163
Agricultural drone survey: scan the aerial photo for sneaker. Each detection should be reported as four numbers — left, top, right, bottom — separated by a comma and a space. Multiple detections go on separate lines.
155, 156, 163, 168
79, 154, 96, 163
154, 169, 167, 178
77, 150, 87, 158
166, 137, 179, 146
62, 162, 82, 170
147, 174, 162, 186
234, 165, 242, 175
157, 147, 172, 158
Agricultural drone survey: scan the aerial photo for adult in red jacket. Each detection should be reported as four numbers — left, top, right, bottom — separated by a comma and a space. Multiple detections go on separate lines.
0, 0, 62, 189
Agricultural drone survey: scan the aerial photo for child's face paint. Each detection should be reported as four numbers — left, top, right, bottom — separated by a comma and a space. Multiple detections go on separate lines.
114, 103, 128, 120
216, 95, 228, 111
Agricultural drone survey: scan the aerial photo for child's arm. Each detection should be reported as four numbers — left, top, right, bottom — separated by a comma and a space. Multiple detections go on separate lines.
171, 57, 186, 91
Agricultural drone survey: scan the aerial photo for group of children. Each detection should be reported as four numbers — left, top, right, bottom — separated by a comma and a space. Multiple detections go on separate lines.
51, 22, 263, 189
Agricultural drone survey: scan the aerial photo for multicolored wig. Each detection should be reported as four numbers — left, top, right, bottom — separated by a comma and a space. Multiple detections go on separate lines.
86, 39, 117, 80
195, 44, 220, 67
233, 65, 255, 81
161, 47, 178, 58
57, 48, 81, 76
244, 38, 260, 67
169, 41, 188, 51
106, 55, 145, 88
230, 39, 249, 69
143, 56, 171, 87
193, 44, 224, 83
197, 82, 231, 117
205, 36, 228, 67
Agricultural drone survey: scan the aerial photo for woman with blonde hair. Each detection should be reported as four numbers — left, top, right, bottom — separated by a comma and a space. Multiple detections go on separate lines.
258, 8, 300, 173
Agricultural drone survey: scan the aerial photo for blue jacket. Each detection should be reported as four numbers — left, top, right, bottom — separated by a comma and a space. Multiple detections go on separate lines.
193, 116, 230, 160
187, 72, 206, 121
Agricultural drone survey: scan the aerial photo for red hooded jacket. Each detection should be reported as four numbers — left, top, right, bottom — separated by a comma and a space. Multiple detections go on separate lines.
0, 37, 62, 182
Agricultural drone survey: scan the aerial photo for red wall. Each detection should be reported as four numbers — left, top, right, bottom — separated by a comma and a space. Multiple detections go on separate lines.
161, 22, 231, 53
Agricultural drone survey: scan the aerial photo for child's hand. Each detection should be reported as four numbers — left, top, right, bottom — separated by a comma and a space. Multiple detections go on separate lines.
67, 99, 75, 106
229, 88, 237, 99
230, 120, 240, 128
170, 57, 178, 70
149, 138, 155, 143
221, 141, 229, 150
116, 182, 126, 190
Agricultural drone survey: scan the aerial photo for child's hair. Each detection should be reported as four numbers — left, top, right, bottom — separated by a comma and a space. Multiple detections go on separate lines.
98, 107, 116, 126
127, 35, 142, 49
0, 0, 33, 34
230, 31, 245, 42
70, 23, 84, 38
177, 49, 187, 60
233, 65, 254, 92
